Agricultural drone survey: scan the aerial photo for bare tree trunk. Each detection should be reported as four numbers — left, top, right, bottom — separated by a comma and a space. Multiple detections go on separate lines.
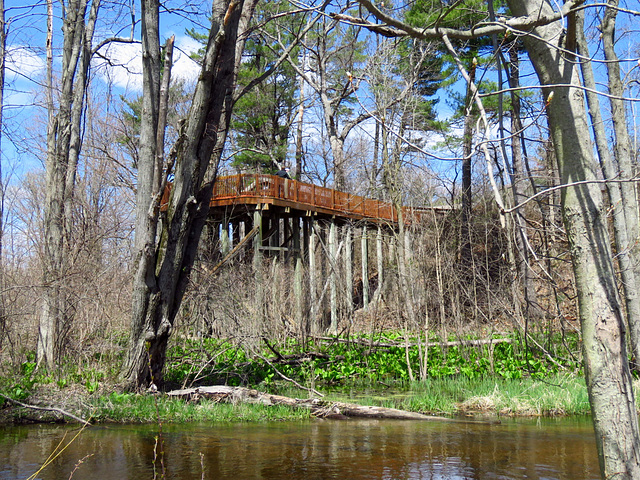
601, 1, 640, 371
295, 45, 306, 179
0, 0, 4, 266
123, 0, 259, 389
576, 11, 640, 372
460, 60, 475, 265
507, 44, 541, 319
507, 0, 640, 476
38, 0, 99, 368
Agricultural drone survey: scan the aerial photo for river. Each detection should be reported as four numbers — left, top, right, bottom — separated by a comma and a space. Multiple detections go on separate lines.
1, 416, 599, 479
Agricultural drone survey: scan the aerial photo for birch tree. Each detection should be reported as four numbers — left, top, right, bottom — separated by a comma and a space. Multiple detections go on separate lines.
0, 0, 6, 346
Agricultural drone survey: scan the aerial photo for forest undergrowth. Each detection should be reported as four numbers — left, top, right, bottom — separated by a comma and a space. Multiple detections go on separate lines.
0, 328, 612, 424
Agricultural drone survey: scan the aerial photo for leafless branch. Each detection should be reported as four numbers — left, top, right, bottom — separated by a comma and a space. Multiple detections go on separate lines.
502, 176, 640, 214
0, 393, 90, 425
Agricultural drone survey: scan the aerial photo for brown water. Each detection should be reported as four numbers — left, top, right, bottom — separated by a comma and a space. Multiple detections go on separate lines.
0, 417, 599, 479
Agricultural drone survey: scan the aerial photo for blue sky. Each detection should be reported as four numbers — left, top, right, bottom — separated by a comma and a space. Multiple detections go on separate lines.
1, 0, 205, 181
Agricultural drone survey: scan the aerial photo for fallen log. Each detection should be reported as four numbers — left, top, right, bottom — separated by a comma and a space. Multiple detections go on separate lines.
166, 385, 457, 422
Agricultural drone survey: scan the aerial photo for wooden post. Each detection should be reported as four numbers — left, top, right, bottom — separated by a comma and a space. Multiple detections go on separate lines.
295, 257, 303, 333
292, 216, 300, 259
362, 224, 369, 309
302, 217, 310, 260
375, 225, 383, 302
221, 221, 230, 255
253, 209, 263, 269
404, 227, 413, 306
293, 216, 303, 330
309, 218, 317, 333
239, 220, 247, 261
329, 219, 337, 333
344, 223, 353, 320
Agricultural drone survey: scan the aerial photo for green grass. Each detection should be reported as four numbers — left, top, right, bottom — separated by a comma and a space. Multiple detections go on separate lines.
1, 373, 601, 424
264, 374, 593, 417
86, 392, 311, 423
399, 375, 592, 416
82, 375, 592, 423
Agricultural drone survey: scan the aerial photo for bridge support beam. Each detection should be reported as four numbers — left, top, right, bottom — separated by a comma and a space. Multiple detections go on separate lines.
374, 225, 383, 302
344, 224, 353, 321
329, 219, 337, 333
200, 193, 417, 337
361, 224, 369, 310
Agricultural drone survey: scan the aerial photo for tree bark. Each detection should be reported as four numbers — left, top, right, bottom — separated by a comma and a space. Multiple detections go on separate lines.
506, 0, 640, 477
575, 10, 640, 373
123, 0, 259, 389
600, 1, 640, 371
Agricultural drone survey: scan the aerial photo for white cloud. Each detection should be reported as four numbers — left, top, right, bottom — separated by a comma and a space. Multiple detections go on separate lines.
5, 45, 46, 83
96, 41, 143, 91
170, 34, 202, 85
96, 34, 201, 93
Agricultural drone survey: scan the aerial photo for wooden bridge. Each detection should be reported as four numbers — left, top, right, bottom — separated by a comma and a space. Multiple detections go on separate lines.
199, 174, 448, 332
203, 173, 447, 264
210, 174, 407, 224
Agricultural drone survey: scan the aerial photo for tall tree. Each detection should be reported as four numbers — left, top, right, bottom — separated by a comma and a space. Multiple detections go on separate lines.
350, 0, 640, 476
38, 0, 100, 368
123, 0, 260, 389
575, 5, 640, 373
287, 0, 369, 190
0, 0, 6, 348
507, 3, 640, 475
599, 1, 640, 371
230, 1, 301, 172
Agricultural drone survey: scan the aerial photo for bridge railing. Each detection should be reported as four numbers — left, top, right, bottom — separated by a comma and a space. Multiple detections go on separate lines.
211, 174, 404, 223
162, 174, 446, 224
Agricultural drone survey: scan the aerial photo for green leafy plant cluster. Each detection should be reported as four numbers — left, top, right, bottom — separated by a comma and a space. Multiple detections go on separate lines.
0, 352, 116, 406
164, 333, 582, 389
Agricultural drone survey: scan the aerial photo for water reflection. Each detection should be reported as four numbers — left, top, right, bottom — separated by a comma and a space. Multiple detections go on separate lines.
0, 417, 599, 479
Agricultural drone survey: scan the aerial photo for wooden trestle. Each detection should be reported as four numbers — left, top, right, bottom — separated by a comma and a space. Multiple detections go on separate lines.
202, 174, 441, 333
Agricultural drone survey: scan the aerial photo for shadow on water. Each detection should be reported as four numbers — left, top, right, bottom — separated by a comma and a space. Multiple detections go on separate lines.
1, 416, 598, 479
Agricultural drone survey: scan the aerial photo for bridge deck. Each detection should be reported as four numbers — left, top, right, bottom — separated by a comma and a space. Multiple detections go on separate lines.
210, 174, 419, 224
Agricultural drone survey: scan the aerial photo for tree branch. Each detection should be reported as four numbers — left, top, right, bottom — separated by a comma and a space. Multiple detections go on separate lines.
0, 393, 90, 425
502, 176, 640, 214
332, 0, 586, 41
